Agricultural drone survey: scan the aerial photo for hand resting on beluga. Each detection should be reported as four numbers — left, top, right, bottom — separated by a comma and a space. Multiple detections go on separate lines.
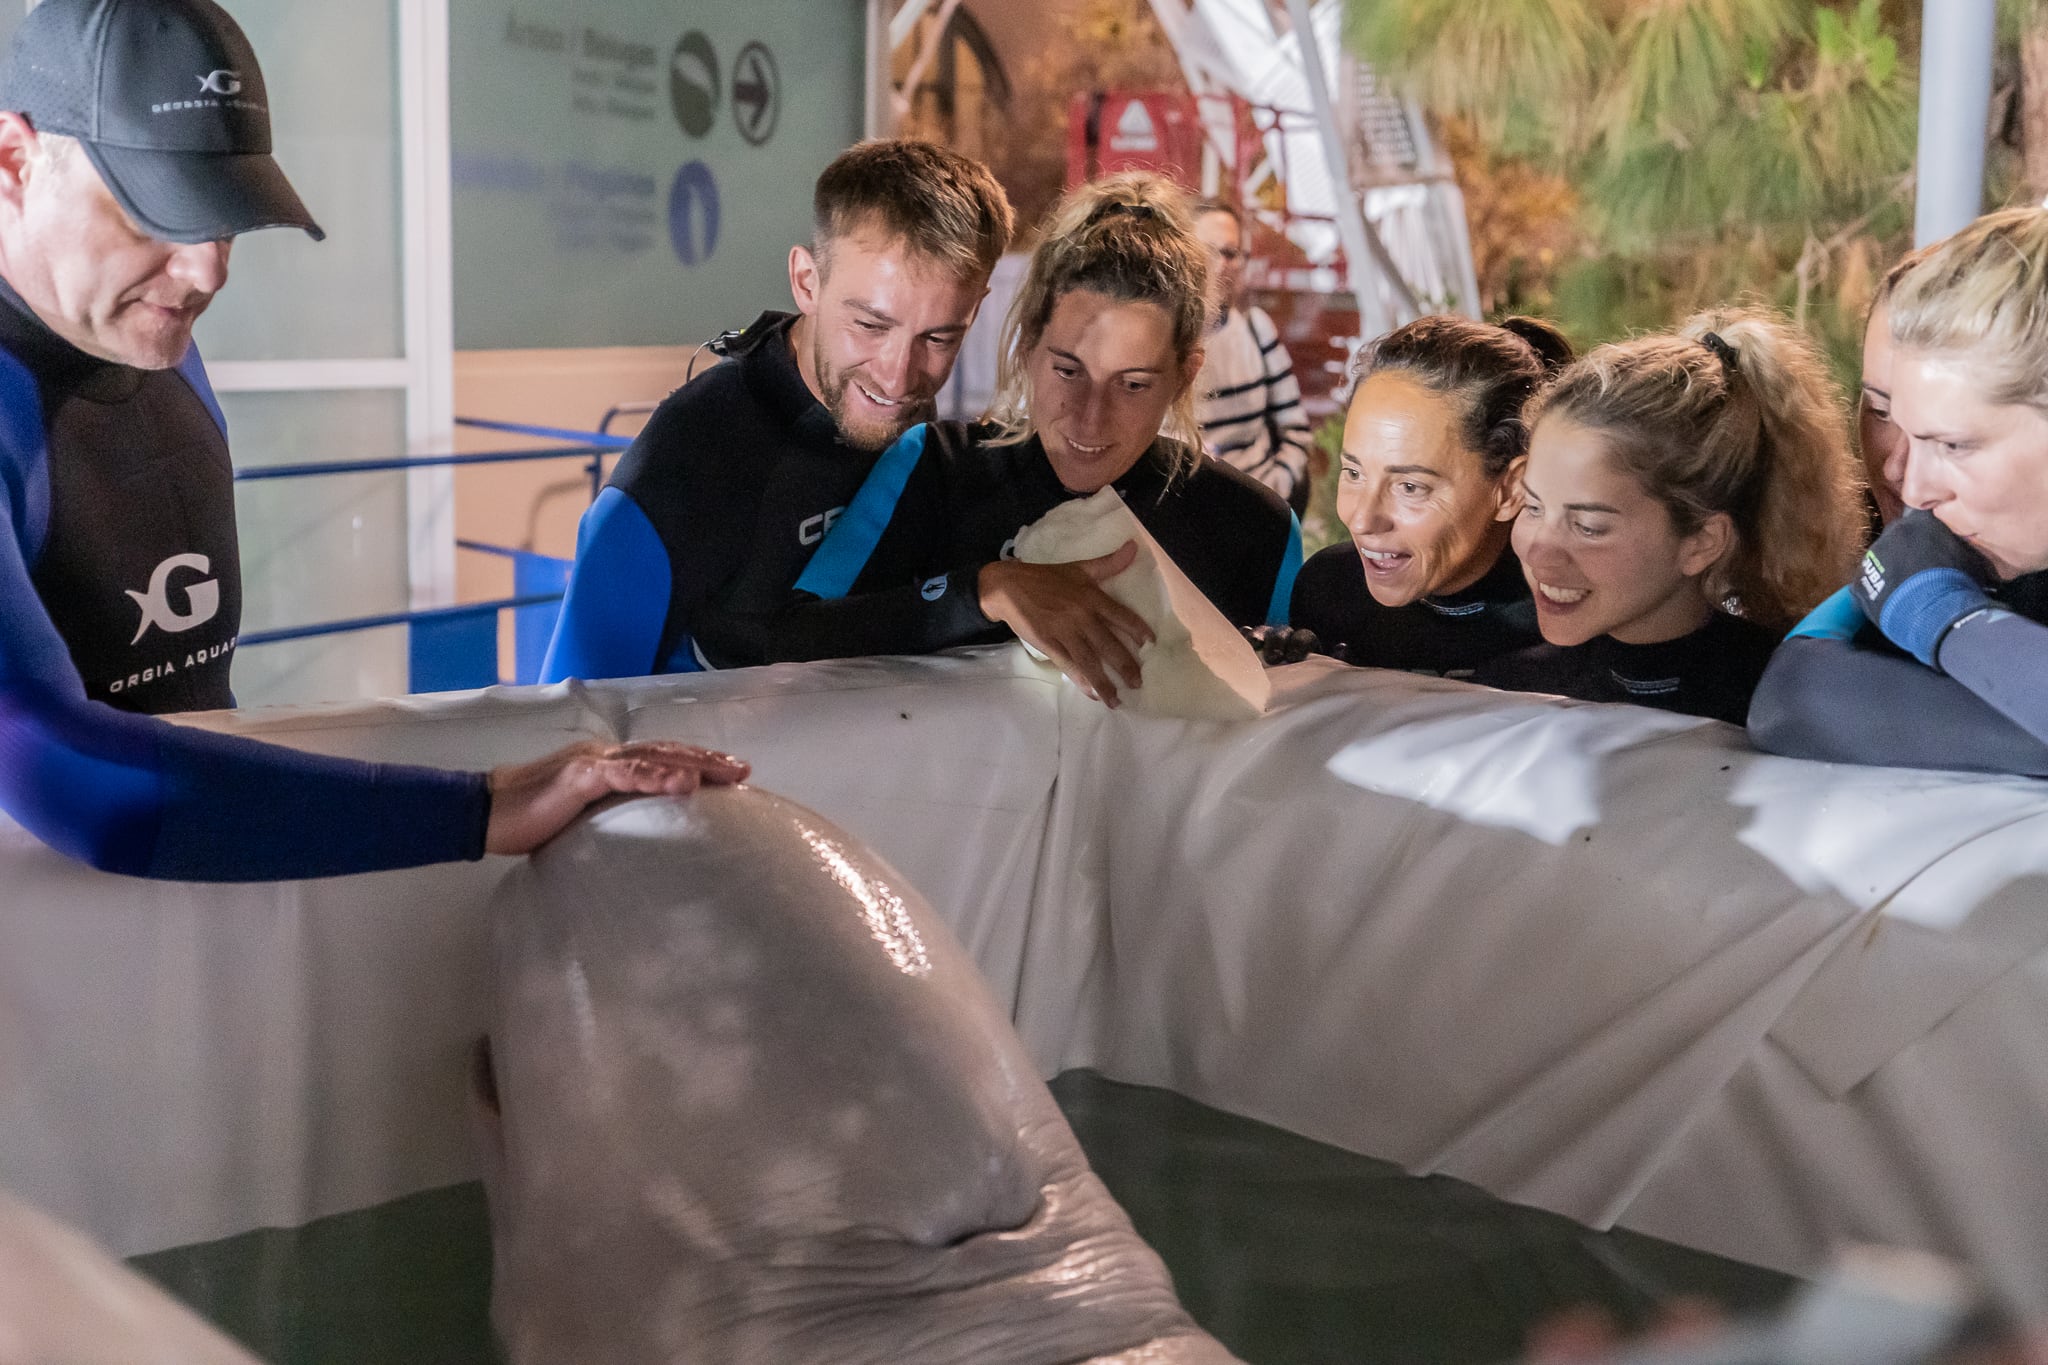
474, 785, 1242, 1365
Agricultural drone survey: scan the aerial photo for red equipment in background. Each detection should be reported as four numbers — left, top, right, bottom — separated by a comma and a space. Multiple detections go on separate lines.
1068, 91, 1209, 186
1067, 88, 1359, 418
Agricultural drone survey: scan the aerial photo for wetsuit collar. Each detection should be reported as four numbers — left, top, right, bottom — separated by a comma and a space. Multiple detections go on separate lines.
1112, 440, 1180, 506
0, 271, 149, 402
1586, 612, 1746, 696
1419, 545, 1529, 617
734, 310, 845, 450
1018, 433, 1181, 506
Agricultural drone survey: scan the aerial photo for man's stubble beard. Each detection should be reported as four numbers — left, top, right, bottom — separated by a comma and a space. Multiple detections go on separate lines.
810, 331, 936, 453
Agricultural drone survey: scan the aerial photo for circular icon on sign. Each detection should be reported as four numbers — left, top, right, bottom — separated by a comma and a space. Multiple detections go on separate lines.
669, 161, 721, 267
670, 31, 718, 138
732, 41, 780, 147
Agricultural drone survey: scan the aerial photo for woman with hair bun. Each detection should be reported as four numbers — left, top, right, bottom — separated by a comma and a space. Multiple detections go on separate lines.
1289, 315, 1571, 677
1751, 207, 2048, 773
709, 171, 1301, 707
1473, 307, 1865, 724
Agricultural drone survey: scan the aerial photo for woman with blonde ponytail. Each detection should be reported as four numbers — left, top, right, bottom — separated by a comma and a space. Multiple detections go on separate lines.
1473, 308, 1864, 723
1752, 207, 2048, 775
735, 171, 1301, 707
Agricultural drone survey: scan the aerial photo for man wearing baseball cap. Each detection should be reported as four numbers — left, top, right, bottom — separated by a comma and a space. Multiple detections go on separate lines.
0, 0, 747, 884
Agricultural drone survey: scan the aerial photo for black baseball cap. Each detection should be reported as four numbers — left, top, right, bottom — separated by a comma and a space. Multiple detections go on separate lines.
1, 0, 323, 243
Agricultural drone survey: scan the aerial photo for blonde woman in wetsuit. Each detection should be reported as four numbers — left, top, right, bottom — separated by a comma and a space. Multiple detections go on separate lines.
1751, 207, 2048, 773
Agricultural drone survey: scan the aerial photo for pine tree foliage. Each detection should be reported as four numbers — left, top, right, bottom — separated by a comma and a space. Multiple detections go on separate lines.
1348, 0, 1612, 153
1349, 0, 1922, 368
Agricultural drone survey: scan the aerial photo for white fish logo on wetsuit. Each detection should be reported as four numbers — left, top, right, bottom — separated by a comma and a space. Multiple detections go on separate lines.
125, 554, 220, 645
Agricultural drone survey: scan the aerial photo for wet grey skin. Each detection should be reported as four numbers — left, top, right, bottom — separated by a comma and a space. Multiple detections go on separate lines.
477, 787, 1241, 1365
0, 1189, 263, 1365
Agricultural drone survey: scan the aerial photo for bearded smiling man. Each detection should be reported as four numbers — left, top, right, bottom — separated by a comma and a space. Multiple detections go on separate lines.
541, 140, 1014, 680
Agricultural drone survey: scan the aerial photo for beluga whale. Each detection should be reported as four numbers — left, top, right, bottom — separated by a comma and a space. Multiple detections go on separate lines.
477, 786, 1240, 1364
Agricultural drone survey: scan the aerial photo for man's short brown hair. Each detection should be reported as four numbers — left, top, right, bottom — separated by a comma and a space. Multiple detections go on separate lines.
812, 139, 1013, 283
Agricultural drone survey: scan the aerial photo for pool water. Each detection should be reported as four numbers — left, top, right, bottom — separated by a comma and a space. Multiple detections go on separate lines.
135, 1071, 1794, 1364
1051, 1071, 1794, 1364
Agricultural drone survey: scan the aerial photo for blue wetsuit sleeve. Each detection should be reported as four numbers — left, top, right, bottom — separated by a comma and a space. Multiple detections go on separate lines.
1933, 606, 2048, 751
1785, 586, 1865, 642
1746, 630, 2048, 777
541, 487, 674, 682
0, 514, 488, 883
1265, 512, 1303, 627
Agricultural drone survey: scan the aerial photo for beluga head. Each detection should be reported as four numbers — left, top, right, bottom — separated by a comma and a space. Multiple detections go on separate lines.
477, 786, 1239, 1365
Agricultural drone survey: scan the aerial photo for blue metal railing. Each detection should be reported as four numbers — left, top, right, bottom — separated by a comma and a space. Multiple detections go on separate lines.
233, 416, 637, 692
239, 593, 567, 646
232, 442, 619, 481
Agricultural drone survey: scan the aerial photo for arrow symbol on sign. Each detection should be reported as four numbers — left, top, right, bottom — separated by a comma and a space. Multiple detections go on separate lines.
735, 62, 769, 129
731, 42, 779, 145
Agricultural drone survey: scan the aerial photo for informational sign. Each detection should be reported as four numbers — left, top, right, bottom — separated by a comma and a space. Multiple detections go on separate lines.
732, 41, 781, 146
668, 161, 721, 266
451, 1, 863, 351
670, 31, 719, 139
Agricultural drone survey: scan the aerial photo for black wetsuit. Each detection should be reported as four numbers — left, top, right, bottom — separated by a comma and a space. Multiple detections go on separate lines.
0, 277, 241, 713
541, 311, 948, 678
701, 421, 1303, 665
1749, 573, 2048, 775
1287, 543, 1539, 678
0, 280, 487, 880
1473, 611, 1780, 725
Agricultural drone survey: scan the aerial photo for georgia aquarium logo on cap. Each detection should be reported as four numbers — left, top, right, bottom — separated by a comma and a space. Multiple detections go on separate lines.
150, 65, 265, 116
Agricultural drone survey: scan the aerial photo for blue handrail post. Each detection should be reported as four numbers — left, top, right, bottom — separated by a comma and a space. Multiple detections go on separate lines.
512, 551, 572, 685
409, 608, 501, 693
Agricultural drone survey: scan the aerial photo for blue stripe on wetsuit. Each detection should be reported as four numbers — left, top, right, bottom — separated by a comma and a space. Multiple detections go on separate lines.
793, 424, 929, 600
1266, 512, 1304, 627
174, 343, 228, 439
0, 348, 489, 880
541, 486, 697, 681
1785, 586, 1866, 642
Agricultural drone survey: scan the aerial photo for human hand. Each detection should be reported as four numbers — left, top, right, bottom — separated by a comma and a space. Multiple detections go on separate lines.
977, 541, 1155, 706
1852, 509, 1997, 669
484, 742, 749, 855
1241, 624, 1320, 666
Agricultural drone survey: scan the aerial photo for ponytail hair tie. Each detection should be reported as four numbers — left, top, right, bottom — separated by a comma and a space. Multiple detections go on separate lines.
1700, 331, 1741, 374
1087, 200, 1158, 227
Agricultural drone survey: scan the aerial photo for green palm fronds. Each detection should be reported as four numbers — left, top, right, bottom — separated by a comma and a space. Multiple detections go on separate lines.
1346, 0, 1611, 152
1597, 0, 1801, 153
2002, 0, 2048, 45
1350, 0, 1923, 371
1800, 4, 1917, 204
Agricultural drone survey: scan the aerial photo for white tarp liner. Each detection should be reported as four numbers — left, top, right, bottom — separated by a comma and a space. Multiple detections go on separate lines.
2, 649, 2046, 1308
